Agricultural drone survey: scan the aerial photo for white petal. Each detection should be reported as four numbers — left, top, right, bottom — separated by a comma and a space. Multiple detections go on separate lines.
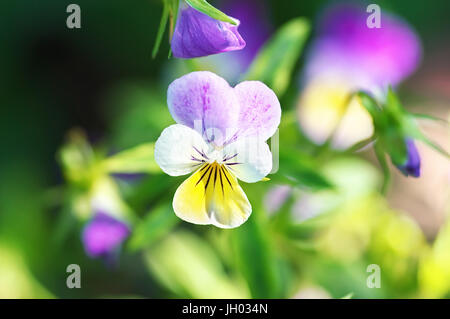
154, 124, 209, 176
222, 137, 272, 183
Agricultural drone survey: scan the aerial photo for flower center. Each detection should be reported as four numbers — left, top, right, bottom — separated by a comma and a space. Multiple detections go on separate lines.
194, 162, 235, 195
190, 146, 242, 194
191, 146, 240, 166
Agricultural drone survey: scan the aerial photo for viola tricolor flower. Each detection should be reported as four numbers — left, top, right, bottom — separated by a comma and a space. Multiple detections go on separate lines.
393, 138, 421, 177
155, 71, 281, 228
82, 212, 131, 259
297, 2, 421, 149
171, 3, 246, 59
304, 3, 422, 88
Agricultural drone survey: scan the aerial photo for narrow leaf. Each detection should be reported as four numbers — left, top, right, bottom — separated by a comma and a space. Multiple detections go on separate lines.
386, 86, 404, 114
357, 91, 381, 121
103, 143, 161, 174
245, 18, 310, 96
274, 149, 333, 190
374, 143, 391, 194
341, 292, 354, 299
152, 2, 170, 58
128, 204, 179, 251
167, 0, 180, 42
415, 131, 450, 158
231, 217, 280, 298
346, 136, 376, 153
185, 0, 237, 25
413, 113, 450, 125
403, 117, 450, 158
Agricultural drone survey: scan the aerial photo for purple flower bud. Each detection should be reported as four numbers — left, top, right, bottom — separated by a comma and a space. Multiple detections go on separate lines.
395, 139, 421, 177
171, 5, 246, 59
82, 212, 130, 259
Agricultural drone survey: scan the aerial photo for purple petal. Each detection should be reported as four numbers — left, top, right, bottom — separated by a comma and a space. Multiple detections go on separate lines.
304, 3, 421, 87
234, 81, 281, 141
167, 71, 241, 146
171, 5, 246, 59
82, 212, 130, 258
395, 139, 421, 177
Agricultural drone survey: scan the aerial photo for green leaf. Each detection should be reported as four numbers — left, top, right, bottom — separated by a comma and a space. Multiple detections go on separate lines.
167, 0, 180, 43
413, 113, 450, 125
374, 143, 391, 194
128, 204, 179, 251
231, 217, 281, 298
341, 292, 354, 299
103, 143, 161, 174
402, 116, 450, 159
382, 131, 408, 165
185, 0, 238, 25
346, 136, 376, 153
245, 17, 310, 96
386, 86, 405, 115
411, 130, 450, 159
144, 231, 248, 298
273, 149, 334, 190
152, 2, 170, 58
357, 91, 381, 122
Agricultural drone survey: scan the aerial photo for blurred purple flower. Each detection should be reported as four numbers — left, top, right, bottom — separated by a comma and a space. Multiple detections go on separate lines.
264, 185, 291, 214
221, 0, 272, 71
171, 5, 245, 59
304, 2, 422, 89
82, 212, 130, 259
297, 2, 422, 150
394, 139, 421, 177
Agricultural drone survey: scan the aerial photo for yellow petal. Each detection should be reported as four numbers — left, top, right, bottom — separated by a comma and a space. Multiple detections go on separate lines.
173, 163, 251, 228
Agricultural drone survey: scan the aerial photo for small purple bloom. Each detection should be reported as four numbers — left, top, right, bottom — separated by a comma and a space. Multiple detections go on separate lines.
297, 2, 422, 150
82, 212, 130, 259
303, 2, 422, 88
394, 139, 421, 177
171, 4, 246, 59
155, 71, 281, 228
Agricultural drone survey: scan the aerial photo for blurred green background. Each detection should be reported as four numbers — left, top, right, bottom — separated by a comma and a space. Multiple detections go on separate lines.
0, 0, 449, 298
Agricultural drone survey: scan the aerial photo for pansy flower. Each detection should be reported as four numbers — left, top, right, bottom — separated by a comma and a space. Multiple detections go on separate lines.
155, 71, 281, 228
171, 3, 246, 59
304, 3, 422, 88
297, 2, 421, 150
82, 212, 131, 260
